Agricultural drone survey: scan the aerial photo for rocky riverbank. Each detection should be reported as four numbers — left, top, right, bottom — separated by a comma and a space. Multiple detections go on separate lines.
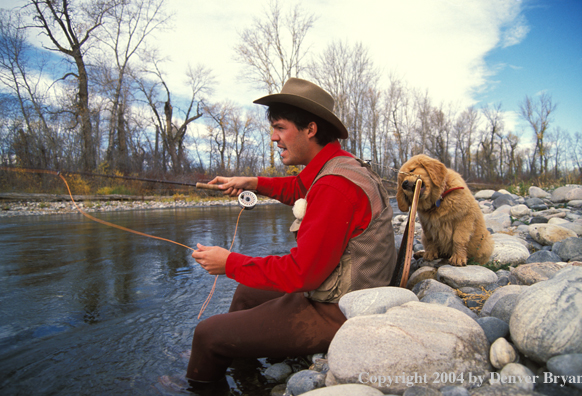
268, 185, 582, 396
0, 195, 280, 217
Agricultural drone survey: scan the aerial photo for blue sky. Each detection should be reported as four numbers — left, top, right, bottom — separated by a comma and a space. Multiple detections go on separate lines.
475, 0, 582, 137
2, 0, 581, 142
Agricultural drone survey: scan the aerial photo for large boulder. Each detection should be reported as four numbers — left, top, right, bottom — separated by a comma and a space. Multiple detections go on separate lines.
328, 302, 491, 395
510, 262, 566, 285
510, 266, 582, 363
556, 237, 582, 262
338, 287, 418, 319
551, 185, 582, 203
528, 186, 550, 199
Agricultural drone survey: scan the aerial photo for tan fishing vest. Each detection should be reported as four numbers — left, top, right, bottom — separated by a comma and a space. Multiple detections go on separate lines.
301, 156, 397, 303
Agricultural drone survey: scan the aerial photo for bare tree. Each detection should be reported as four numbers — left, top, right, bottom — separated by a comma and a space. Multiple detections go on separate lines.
136, 58, 214, 174
519, 93, 557, 176
309, 40, 380, 157
234, 0, 316, 171
479, 103, 505, 180
27, 0, 119, 171
453, 106, 479, 179
97, 0, 171, 173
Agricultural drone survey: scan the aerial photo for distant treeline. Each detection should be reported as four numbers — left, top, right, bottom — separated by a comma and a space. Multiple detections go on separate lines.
1, 1, 580, 190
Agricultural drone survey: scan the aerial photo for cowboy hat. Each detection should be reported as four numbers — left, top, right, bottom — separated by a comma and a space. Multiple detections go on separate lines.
253, 78, 348, 139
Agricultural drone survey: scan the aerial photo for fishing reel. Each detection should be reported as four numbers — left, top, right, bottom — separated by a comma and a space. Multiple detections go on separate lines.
238, 191, 257, 210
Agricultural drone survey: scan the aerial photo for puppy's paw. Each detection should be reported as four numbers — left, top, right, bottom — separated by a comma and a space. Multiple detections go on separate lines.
449, 254, 467, 267
423, 249, 439, 262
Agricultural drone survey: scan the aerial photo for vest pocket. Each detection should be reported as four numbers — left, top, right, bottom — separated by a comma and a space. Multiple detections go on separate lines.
307, 254, 352, 303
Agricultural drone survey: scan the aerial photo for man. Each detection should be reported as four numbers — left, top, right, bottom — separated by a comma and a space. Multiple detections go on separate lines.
188, 78, 396, 389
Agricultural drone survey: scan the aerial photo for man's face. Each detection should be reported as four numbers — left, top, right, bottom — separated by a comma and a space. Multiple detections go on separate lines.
270, 119, 312, 166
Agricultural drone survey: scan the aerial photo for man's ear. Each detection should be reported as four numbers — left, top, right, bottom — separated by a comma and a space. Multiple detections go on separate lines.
306, 121, 318, 139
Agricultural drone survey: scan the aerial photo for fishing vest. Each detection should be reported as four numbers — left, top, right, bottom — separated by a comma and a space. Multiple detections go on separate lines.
301, 156, 397, 303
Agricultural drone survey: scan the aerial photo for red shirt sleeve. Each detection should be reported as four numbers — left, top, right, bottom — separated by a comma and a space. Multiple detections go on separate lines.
256, 176, 303, 205
225, 175, 371, 293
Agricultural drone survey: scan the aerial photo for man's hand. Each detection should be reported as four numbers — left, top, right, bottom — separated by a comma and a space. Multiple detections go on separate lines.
207, 176, 258, 197
192, 244, 230, 275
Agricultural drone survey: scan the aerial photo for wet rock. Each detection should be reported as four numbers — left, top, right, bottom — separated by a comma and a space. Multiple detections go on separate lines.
490, 338, 518, 369
528, 224, 577, 246
510, 266, 582, 363
510, 262, 565, 285
338, 287, 418, 319
437, 265, 498, 289
489, 234, 530, 267
286, 370, 326, 396
264, 362, 293, 382
327, 302, 491, 395
476, 317, 510, 343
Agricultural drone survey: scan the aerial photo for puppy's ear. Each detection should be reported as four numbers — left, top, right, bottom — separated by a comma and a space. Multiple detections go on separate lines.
396, 187, 410, 212
420, 156, 447, 187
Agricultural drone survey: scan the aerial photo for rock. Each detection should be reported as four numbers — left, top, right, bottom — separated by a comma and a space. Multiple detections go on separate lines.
402, 386, 442, 395
286, 370, 326, 396
490, 363, 535, 392
510, 205, 531, 218
565, 188, 582, 201
525, 197, 549, 211
271, 384, 287, 396
493, 195, 516, 209
560, 222, 582, 236
437, 265, 498, 289
407, 266, 438, 289
528, 224, 577, 246
525, 250, 563, 264
484, 208, 513, 233
339, 287, 418, 319
481, 285, 528, 317
490, 294, 520, 323
529, 216, 549, 224
420, 292, 478, 320
327, 302, 491, 395
489, 234, 531, 267
552, 185, 582, 203
475, 190, 496, 200
568, 200, 582, 209
556, 237, 582, 262
546, 353, 582, 390
301, 383, 385, 396
412, 279, 457, 300
264, 362, 293, 382
490, 337, 518, 369
510, 266, 582, 363
440, 386, 470, 396
529, 186, 550, 199
548, 217, 570, 225
476, 317, 510, 343
470, 385, 542, 395
510, 262, 566, 285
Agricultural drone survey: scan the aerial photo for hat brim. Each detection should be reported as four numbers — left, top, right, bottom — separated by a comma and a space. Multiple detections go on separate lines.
254, 93, 348, 139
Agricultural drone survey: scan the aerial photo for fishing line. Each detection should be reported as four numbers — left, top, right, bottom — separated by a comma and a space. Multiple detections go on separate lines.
0, 166, 252, 319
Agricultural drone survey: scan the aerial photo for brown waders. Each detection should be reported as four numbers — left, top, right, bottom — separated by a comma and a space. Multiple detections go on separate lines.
186, 284, 347, 382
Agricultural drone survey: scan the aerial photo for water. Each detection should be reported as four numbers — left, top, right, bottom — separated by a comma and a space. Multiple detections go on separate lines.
0, 204, 297, 395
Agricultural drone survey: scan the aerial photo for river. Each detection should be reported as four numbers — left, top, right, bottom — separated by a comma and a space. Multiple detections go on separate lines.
0, 203, 299, 395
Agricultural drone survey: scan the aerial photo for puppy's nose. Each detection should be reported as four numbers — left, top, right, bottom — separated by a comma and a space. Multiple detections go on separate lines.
402, 180, 410, 189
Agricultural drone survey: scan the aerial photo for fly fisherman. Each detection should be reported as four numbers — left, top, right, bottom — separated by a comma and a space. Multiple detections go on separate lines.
183, 78, 397, 392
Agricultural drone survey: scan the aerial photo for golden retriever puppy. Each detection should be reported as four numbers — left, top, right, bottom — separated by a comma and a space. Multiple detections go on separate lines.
396, 154, 493, 266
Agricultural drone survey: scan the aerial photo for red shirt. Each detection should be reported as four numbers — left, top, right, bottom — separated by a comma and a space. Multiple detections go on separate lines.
225, 142, 372, 293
